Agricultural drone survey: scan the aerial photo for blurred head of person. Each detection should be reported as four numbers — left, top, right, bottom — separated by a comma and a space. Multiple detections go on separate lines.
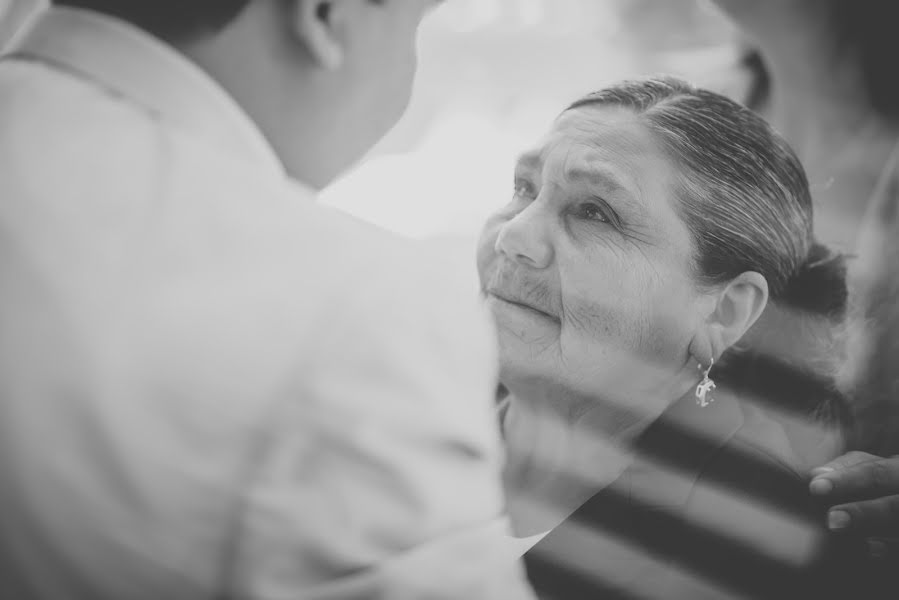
52, 0, 438, 188
478, 77, 845, 433
713, 0, 899, 122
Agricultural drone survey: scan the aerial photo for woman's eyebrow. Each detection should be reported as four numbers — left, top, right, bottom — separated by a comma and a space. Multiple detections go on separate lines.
515, 152, 542, 173
564, 165, 631, 195
565, 164, 650, 221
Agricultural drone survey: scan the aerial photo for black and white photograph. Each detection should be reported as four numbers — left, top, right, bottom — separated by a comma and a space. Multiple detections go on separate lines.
1, 1, 898, 598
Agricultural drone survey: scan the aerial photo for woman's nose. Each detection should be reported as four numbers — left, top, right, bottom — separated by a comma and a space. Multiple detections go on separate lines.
494, 209, 554, 269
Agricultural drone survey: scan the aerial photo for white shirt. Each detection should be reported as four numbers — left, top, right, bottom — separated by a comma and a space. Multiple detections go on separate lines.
0, 8, 533, 599
507, 530, 551, 558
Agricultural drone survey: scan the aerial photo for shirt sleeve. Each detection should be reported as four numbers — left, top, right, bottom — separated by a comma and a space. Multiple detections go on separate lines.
228, 249, 535, 600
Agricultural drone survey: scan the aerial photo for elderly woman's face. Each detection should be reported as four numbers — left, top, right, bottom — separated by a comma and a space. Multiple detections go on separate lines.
478, 107, 708, 398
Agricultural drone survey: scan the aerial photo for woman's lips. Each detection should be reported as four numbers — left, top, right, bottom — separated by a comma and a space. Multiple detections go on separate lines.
487, 291, 560, 323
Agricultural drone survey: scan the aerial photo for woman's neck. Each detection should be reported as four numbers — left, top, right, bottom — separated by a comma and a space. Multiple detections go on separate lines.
500, 377, 685, 536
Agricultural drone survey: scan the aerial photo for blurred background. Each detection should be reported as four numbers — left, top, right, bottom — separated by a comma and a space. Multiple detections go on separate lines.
0, 0, 743, 242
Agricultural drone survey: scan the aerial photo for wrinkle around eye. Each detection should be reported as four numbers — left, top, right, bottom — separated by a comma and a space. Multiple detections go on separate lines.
579, 201, 617, 227
566, 202, 620, 238
591, 195, 626, 227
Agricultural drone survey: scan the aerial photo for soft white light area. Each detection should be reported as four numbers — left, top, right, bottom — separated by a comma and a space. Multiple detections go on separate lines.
322, 103, 550, 240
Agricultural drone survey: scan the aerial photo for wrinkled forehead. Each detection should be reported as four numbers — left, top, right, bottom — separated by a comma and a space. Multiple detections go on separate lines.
516, 105, 695, 257
520, 107, 668, 185
557, 106, 657, 155
520, 107, 677, 202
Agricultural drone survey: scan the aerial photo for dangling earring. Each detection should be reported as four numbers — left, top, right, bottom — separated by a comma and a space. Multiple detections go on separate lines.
695, 358, 716, 408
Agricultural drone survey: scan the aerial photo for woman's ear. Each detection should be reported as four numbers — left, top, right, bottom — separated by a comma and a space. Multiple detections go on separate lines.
704, 271, 770, 358
290, 0, 346, 70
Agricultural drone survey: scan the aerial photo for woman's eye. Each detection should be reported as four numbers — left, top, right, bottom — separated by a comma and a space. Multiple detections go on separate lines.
514, 180, 536, 200
577, 202, 611, 224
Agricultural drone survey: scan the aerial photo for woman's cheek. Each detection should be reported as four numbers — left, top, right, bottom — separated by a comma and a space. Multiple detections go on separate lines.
637, 289, 698, 365
559, 270, 688, 368
476, 228, 501, 285
561, 292, 638, 352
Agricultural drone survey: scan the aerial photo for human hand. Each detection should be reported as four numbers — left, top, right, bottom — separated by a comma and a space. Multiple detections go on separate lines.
810, 452, 899, 558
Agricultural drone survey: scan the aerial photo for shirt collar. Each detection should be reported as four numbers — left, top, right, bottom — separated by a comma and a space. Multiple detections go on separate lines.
10, 7, 286, 178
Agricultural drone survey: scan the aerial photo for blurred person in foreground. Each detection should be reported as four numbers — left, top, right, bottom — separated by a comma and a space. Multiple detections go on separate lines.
713, 0, 899, 555
478, 77, 879, 599
712, 0, 899, 255
0, 1, 534, 599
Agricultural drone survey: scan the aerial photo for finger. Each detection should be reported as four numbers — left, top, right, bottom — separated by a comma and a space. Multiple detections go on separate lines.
810, 456, 899, 502
810, 451, 880, 477
826, 495, 899, 537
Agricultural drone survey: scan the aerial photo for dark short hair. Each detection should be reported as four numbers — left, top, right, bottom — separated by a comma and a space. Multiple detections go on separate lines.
564, 77, 846, 316
52, 0, 251, 41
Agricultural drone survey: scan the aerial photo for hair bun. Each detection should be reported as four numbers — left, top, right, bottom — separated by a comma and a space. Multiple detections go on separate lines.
778, 243, 848, 318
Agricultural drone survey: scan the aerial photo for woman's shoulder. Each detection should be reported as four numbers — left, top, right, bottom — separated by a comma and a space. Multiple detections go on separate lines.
682, 388, 832, 535
687, 403, 816, 524
715, 293, 850, 470
719, 400, 811, 480
524, 391, 859, 599
679, 405, 875, 600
